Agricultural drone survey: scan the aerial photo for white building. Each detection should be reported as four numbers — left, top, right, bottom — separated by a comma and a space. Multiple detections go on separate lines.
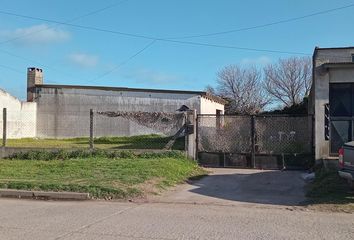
0, 68, 225, 138
309, 46, 354, 161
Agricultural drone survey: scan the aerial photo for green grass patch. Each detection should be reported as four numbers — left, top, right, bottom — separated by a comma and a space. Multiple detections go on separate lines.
0, 153, 205, 199
306, 167, 354, 212
5, 135, 185, 150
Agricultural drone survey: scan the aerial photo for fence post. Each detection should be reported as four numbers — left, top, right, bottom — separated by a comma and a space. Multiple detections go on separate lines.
186, 109, 197, 160
89, 109, 94, 150
2, 108, 6, 147
251, 115, 256, 168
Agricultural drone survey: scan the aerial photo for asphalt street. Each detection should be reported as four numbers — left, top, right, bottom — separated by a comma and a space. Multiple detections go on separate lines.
1, 169, 353, 240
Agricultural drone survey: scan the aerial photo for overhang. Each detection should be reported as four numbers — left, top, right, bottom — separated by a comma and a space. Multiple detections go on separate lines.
321, 62, 354, 69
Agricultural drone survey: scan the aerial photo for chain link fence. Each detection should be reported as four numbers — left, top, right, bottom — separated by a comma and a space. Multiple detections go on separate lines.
0, 107, 187, 151
92, 110, 186, 150
197, 114, 314, 170
1, 106, 314, 168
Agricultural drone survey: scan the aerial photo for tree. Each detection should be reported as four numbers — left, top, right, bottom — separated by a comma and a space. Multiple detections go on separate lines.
211, 65, 270, 114
205, 84, 217, 96
264, 97, 308, 115
264, 57, 312, 107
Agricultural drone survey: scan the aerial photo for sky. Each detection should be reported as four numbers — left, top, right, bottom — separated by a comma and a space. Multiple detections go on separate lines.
1, 0, 354, 100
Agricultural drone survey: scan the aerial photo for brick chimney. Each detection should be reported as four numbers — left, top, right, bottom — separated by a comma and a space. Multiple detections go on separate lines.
27, 67, 43, 102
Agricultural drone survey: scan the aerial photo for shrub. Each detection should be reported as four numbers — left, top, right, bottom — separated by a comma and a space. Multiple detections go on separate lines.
5, 149, 185, 160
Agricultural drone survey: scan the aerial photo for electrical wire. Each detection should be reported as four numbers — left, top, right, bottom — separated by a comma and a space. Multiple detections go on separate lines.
0, 9, 312, 56
91, 40, 156, 82
0, 64, 23, 74
167, 3, 354, 39
0, 0, 130, 45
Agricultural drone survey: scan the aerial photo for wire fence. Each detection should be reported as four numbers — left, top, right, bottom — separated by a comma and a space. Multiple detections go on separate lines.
197, 114, 314, 169
1, 107, 315, 169
0, 108, 187, 151
92, 110, 187, 150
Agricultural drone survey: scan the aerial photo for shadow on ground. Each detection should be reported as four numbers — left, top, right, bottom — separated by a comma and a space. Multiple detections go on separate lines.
161, 169, 307, 206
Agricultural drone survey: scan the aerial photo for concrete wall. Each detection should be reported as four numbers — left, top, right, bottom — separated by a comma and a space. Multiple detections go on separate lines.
0, 88, 37, 138
34, 87, 204, 138
311, 48, 354, 160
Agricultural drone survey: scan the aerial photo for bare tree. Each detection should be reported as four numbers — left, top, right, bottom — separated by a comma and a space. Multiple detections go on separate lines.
213, 65, 270, 114
264, 57, 312, 107
205, 84, 216, 95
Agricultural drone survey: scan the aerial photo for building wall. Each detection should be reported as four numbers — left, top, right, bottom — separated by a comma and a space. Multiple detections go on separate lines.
312, 48, 354, 160
200, 97, 225, 114
34, 87, 204, 138
0, 88, 37, 139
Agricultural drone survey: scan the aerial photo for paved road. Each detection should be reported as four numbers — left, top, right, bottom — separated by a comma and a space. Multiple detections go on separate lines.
0, 169, 353, 240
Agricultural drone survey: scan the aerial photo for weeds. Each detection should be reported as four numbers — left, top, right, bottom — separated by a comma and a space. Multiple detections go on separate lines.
6, 149, 185, 161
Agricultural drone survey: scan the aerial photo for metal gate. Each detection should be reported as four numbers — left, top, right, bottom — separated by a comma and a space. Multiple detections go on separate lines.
197, 114, 314, 170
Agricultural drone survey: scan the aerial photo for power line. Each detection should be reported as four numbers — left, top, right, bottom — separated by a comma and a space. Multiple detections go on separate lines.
0, 0, 153, 88
0, 48, 55, 69
0, 0, 130, 45
91, 40, 156, 82
0, 1, 132, 81
161, 39, 311, 55
0, 64, 23, 74
167, 3, 354, 39
0, 9, 312, 56
0, 2, 351, 84
0, 9, 155, 40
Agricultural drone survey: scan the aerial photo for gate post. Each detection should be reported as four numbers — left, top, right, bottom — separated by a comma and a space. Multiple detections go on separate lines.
89, 109, 94, 150
2, 108, 7, 148
186, 110, 197, 160
251, 115, 256, 168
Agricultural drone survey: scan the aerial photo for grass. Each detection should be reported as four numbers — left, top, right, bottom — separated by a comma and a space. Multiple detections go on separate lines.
0, 151, 206, 199
306, 167, 354, 213
4, 135, 185, 150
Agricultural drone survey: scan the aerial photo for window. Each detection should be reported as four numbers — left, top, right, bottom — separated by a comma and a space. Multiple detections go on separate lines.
329, 83, 352, 117
352, 54, 354, 62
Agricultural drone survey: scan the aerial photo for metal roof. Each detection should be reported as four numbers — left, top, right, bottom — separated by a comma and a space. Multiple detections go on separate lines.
315, 46, 354, 50
35, 84, 228, 105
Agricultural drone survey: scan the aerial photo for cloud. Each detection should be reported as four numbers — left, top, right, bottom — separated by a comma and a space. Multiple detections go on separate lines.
68, 53, 99, 68
125, 69, 180, 85
0, 24, 70, 45
240, 56, 272, 66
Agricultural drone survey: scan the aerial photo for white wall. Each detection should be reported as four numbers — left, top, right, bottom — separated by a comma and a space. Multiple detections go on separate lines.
0, 88, 37, 139
200, 97, 225, 114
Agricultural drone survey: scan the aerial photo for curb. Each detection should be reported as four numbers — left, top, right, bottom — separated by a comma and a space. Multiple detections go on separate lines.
0, 189, 90, 200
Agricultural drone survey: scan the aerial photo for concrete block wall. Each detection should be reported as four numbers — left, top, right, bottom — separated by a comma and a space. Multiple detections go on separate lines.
0, 83, 225, 139
34, 87, 202, 138
0, 88, 37, 139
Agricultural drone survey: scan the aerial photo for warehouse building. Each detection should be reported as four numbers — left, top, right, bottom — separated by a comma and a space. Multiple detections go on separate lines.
0, 68, 225, 138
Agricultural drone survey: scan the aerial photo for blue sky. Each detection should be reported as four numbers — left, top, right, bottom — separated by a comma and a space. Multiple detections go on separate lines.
1, 0, 354, 100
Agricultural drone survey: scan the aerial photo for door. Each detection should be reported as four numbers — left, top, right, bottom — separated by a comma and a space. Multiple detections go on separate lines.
329, 83, 354, 154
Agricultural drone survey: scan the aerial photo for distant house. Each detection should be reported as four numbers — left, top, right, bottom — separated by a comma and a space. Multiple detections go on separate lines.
0, 68, 225, 138
309, 46, 354, 161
